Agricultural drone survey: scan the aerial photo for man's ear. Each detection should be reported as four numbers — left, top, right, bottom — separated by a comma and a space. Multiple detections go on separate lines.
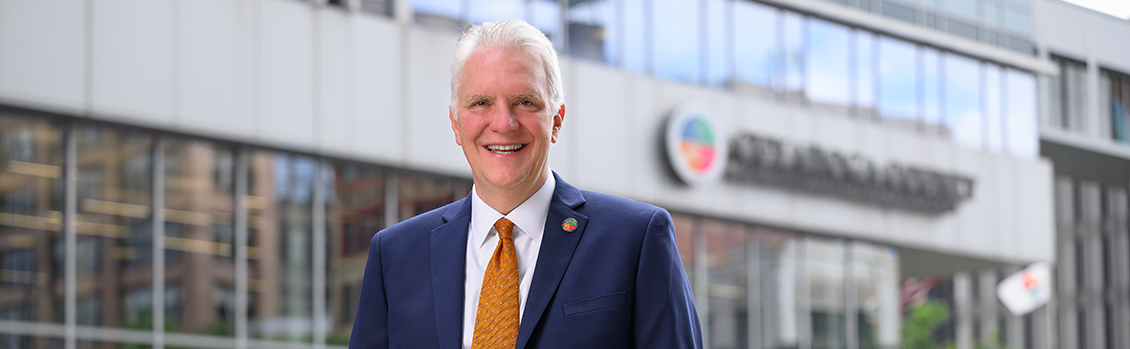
450, 109, 462, 145
551, 104, 565, 143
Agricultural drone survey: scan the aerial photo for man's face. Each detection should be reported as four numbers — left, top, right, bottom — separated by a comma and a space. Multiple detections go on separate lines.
450, 47, 563, 193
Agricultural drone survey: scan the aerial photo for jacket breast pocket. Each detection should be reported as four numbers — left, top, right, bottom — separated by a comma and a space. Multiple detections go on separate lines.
562, 291, 626, 317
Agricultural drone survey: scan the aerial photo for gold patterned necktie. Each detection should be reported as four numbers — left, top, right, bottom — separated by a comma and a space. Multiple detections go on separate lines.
472, 217, 520, 348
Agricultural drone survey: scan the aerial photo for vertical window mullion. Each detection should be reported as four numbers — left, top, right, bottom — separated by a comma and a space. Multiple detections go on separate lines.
234, 148, 249, 349
152, 135, 166, 349
65, 121, 77, 349
313, 160, 327, 349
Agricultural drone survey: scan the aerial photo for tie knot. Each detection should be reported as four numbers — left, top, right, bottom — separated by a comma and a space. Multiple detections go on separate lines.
494, 217, 515, 240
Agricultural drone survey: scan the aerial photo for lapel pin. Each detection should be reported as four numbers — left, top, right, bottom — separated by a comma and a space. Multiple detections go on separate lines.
562, 218, 578, 232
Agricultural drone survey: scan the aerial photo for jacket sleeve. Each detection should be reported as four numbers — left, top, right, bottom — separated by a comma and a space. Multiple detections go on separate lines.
349, 231, 389, 349
633, 208, 704, 349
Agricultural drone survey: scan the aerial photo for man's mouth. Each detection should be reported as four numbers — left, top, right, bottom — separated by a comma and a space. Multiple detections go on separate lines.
485, 144, 525, 155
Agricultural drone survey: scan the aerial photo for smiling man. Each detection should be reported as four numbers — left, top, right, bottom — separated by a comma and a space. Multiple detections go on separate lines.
349, 19, 702, 349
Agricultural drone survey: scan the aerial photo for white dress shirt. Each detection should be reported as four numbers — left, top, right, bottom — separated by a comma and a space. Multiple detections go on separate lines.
461, 174, 556, 349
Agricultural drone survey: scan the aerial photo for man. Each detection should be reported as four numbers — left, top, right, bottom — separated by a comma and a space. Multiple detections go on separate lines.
349, 19, 702, 349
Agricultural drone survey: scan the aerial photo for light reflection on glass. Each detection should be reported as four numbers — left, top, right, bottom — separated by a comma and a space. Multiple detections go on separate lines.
945, 53, 983, 148
566, 0, 617, 64
922, 47, 942, 133
74, 124, 153, 330
653, 0, 701, 83
163, 137, 236, 336
878, 36, 919, 124
807, 238, 846, 349
247, 151, 315, 342
0, 114, 65, 326
468, 0, 524, 25
623, 0, 648, 74
806, 18, 851, 108
705, 0, 730, 88
324, 161, 387, 345
852, 242, 899, 349
1005, 69, 1038, 157
854, 31, 876, 116
783, 12, 805, 98
985, 65, 1004, 152
733, 1, 777, 95
705, 220, 747, 349
755, 229, 799, 349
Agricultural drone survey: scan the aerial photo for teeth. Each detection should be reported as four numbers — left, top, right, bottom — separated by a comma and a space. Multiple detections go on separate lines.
487, 144, 524, 154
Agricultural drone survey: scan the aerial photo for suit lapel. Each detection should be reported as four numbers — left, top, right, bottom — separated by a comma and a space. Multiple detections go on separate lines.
518, 173, 588, 349
431, 197, 472, 349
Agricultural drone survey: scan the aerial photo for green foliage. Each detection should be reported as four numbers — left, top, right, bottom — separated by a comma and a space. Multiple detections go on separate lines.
901, 300, 952, 349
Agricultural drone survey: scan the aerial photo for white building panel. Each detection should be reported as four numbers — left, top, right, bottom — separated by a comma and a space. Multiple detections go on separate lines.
406, 27, 467, 176
259, 0, 315, 148
572, 61, 630, 195
0, 0, 86, 113
177, 0, 257, 138
91, 0, 173, 123
317, 8, 351, 154
351, 16, 402, 164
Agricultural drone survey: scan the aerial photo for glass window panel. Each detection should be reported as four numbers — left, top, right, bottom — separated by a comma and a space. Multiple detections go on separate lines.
783, 12, 805, 98
705, 0, 730, 87
247, 150, 315, 342
944, 0, 977, 19
162, 137, 236, 336
623, 0, 648, 74
74, 124, 153, 329
733, 1, 777, 95
704, 220, 747, 349
807, 238, 845, 349
944, 53, 983, 148
882, 0, 915, 23
982, 3, 998, 25
1007, 36, 1032, 55
528, 0, 562, 49
1052, 56, 1088, 132
806, 18, 851, 108
1004, 8, 1029, 34
396, 172, 469, 223
754, 229, 799, 349
566, 0, 618, 65
671, 213, 696, 294
854, 31, 876, 117
324, 161, 387, 345
1109, 71, 1130, 143
852, 242, 900, 349
0, 114, 65, 325
359, 0, 391, 16
468, 0, 525, 25
922, 48, 942, 134
878, 36, 920, 125
653, 0, 701, 83
985, 64, 1003, 152
946, 19, 978, 40
413, 0, 464, 29
1005, 69, 1038, 158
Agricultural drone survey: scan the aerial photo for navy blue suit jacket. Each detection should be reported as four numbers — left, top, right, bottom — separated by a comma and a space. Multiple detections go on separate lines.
349, 173, 702, 348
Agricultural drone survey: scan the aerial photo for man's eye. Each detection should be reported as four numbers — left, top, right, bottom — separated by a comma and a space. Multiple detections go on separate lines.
472, 101, 488, 106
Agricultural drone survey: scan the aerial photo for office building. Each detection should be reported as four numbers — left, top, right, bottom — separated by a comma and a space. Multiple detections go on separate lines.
0, 0, 1118, 348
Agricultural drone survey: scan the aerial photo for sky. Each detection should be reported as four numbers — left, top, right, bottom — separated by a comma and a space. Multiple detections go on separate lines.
1064, 0, 1130, 19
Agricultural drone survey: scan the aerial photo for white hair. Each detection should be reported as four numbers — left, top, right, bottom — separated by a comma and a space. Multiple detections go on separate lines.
449, 19, 564, 119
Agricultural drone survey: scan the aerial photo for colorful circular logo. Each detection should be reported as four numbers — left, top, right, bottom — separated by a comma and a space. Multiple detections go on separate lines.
666, 103, 727, 187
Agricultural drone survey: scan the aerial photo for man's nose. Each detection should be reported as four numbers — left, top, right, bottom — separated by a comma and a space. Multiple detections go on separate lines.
488, 106, 520, 133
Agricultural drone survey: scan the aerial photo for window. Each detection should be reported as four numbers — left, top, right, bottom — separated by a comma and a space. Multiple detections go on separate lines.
806, 18, 851, 108
855, 31, 877, 117
1103, 69, 1130, 143
878, 36, 920, 125
944, 53, 983, 147
783, 12, 806, 99
566, 0, 617, 64
1049, 55, 1088, 133
985, 64, 1003, 152
653, 0, 701, 83
1004, 69, 1037, 157
733, 1, 777, 95
705, 0, 730, 87
325, 161, 388, 344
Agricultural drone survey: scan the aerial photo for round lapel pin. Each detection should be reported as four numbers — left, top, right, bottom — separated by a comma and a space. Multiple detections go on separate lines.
562, 218, 578, 232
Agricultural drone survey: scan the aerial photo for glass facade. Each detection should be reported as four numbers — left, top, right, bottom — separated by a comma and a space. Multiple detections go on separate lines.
405, 0, 1039, 158
12, 107, 1072, 348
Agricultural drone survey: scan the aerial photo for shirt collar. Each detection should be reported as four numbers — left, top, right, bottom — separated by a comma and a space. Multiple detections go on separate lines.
469, 173, 556, 248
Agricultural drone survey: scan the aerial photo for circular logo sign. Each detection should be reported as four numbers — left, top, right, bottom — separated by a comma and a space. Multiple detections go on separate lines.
665, 103, 727, 187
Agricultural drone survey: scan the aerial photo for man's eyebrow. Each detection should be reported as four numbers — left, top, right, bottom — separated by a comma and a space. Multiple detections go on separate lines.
512, 94, 543, 101
464, 95, 491, 103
